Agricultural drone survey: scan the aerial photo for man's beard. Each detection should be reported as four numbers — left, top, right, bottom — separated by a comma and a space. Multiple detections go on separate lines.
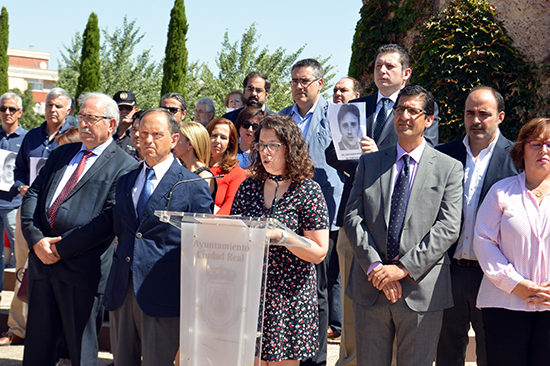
246, 97, 262, 108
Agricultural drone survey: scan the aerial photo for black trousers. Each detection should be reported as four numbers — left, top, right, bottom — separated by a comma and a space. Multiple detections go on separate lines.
23, 276, 96, 366
301, 230, 339, 366
482, 307, 550, 366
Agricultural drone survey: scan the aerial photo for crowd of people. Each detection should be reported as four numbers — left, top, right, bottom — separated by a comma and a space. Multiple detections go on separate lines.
0, 42, 548, 366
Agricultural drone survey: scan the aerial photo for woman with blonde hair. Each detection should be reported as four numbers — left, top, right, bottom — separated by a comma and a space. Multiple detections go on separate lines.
173, 121, 217, 196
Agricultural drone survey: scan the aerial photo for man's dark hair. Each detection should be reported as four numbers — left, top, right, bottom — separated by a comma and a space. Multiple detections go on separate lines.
141, 108, 179, 134
292, 59, 324, 79
161, 92, 187, 112
465, 86, 505, 113
374, 44, 410, 69
396, 84, 435, 116
346, 77, 361, 95
337, 103, 361, 125
243, 72, 271, 93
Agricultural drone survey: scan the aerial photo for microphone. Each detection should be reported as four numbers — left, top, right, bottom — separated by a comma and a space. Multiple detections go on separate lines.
164, 174, 224, 211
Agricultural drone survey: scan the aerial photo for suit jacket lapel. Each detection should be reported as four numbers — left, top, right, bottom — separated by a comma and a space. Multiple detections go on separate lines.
365, 94, 377, 138
479, 134, 510, 204
404, 146, 436, 225
377, 109, 395, 145
44, 144, 81, 211
139, 159, 182, 223
304, 96, 327, 143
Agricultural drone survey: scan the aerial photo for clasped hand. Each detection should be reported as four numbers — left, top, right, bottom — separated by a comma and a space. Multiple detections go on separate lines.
513, 280, 550, 306
368, 264, 409, 303
32, 237, 62, 265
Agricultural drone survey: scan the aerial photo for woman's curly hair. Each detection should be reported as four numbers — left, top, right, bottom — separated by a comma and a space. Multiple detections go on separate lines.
248, 114, 315, 184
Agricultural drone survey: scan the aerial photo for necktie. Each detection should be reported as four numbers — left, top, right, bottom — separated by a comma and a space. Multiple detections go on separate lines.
387, 154, 410, 261
136, 167, 155, 220
48, 150, 94, 227
373, 98, 390, 142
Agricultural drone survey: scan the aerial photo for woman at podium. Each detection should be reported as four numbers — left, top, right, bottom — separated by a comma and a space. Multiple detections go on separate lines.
231, 114, 329, 365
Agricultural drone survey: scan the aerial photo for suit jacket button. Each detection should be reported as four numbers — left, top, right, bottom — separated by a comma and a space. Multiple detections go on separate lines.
136, 232, 142, 238
126, 257, 131, 262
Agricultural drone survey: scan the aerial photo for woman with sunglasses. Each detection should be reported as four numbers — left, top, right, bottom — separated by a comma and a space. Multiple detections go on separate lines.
206, 118, 246, 215
231, 114, 329, 365
235, 107, 267, 171
474, 118, 550, 366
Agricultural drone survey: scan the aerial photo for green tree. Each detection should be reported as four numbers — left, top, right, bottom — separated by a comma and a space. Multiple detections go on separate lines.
57, 16, 162, 110
75, 12, 100, 101
196, 24, 334, 115
0, 7, 9, 95
13, 86, 43, 130
161, 0, 188, 99
413, 0, 543, 142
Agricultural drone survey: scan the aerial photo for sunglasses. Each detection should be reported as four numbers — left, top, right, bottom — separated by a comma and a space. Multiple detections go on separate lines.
0, 106, 21, 113
161, 106, 181, 114
241, 120, 259, 131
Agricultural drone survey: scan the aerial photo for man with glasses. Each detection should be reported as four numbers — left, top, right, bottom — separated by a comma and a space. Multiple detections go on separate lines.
113, 91, 139, 156
0, 93, 27, 316
344, 85, 463, 366
326, 44, 439, 366
435, 86, 519, 366
160, 92, 187, 123
222, 71, 275, 123
1, 88, 72, 347
280, 58, 345, 366
20, 92, 139, 365
194, 97, 216, 126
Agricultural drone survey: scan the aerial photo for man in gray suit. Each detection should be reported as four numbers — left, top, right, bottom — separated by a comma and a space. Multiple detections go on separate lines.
344, 85, 463, 366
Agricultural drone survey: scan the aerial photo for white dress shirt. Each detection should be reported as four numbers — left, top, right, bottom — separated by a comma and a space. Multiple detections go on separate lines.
132, 155, 174, 209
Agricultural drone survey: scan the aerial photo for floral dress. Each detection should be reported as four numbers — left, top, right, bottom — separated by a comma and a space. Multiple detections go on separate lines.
231, 177, 329, 362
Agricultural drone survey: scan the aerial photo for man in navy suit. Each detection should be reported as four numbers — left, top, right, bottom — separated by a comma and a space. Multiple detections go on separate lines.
326, 44, 438, 366
222, 71, 275, 123
20, 92, 139, 365
435, 86, 519, 366
62, 108, 213, 365
280, 58, 345, 366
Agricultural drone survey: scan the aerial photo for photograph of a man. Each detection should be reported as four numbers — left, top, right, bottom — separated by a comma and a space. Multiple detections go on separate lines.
0, 149, 17, 191
337, 103, 362, 151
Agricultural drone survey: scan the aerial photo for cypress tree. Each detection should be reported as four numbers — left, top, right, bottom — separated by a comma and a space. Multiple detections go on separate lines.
0, 7, 9, 95
76, 12, 100, 101
161, 0, 188, 99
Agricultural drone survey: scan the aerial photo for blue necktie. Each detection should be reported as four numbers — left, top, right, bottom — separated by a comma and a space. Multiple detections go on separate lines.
136, 167, 154, 220
374, 98, 390, 142
387, 154, 410, 261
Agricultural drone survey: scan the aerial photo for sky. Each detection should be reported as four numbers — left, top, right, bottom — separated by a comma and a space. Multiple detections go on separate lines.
5, 1, 362, 85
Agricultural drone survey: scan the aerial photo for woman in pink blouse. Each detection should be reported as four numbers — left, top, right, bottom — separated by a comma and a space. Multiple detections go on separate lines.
474, 118, 550, 366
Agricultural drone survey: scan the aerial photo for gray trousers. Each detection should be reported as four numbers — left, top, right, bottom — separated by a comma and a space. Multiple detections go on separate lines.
110, 276, 179, 366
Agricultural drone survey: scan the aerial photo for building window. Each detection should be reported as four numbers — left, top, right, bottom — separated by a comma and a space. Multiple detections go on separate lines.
28, 79, 43, 91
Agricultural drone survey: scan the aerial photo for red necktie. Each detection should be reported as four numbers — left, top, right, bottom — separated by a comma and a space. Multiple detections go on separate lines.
47, 151, 94, 227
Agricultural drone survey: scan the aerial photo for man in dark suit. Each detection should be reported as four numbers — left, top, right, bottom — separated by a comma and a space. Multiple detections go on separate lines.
326, 44, 438, 366
435, 86, 519, 366
62, 108, 213, 365
222, 71, 275, 123
20, 92, 139, 365
344, 85, 463, 366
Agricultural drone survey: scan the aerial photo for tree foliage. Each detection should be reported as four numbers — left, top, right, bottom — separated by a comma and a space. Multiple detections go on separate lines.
0, 7, 9, 95
58, 16, 162, 110
13, 85, 43, 130
161, 0, 188, 99
413, 0, 544, 142
75, 12, 100, 102
196, 24, 335, 116
348, 0, 433, 93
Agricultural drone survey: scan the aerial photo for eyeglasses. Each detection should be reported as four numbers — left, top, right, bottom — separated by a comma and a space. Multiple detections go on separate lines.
194, 109, 206, 115
254, 142, 283, 152
244, 86, 265, 94
528, 140, 550, 150
0, 106, 21, 113
393, 106, 426, 117
290, 78, 319, 88
77, 113, 110, 126
241, 120, 259, 131
161, 106, 182, 114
